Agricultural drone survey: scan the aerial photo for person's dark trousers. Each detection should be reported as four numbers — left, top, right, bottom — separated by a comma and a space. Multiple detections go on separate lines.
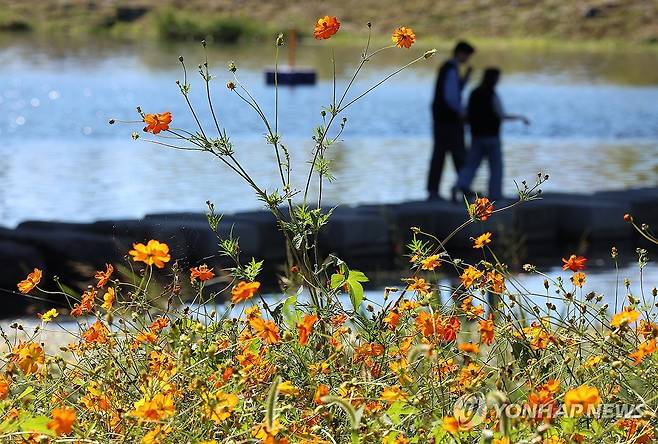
427, 122, 466, 198
456, 136, 503, 200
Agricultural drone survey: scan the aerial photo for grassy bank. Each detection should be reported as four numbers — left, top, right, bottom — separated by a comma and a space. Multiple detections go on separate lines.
0, 0, 656, 48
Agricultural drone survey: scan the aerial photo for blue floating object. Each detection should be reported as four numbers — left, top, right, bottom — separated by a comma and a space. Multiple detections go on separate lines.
265, 67, 316, 86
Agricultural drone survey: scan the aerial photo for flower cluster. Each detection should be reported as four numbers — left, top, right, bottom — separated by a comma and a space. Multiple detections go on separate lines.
3, 15, 655, 444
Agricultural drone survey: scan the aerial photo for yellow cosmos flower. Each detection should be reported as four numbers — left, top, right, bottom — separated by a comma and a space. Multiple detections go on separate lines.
102, 287, 115, 310
380, 385, 408, 404
278, 380, 300, 396
611, 306, 640, 328
564, 385, 601, 416
39, 308, 59, 323
473, 232, 492, 249
420, 254, 441, 270
407, 277, 430, 295
571, 271, 586, 287
460, 266, 483, 289
202, 391, 239, 424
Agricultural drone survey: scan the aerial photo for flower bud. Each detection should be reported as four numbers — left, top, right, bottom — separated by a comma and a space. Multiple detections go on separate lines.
423, 49, 437, 59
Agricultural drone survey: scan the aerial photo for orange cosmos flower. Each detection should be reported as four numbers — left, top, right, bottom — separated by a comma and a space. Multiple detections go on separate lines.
354, 342, 385, 363
438, 316, 461, 342
11, 341, 44, 375
420, 254, 441, 270
383, 310, 401, 330
617, 418, 655, 444
611, 306, 640, 328
190, 264, 215, 283
314, 384, 330, 404
132, 392, 175, 421
469, 197, 493, 221
473, 232, 492, 249
297, 313, 318, 345
71, 288, 96, 317
407, 276, 430, 295
129, 239, 171, 268
0, 374, 10, 400
562, 254, 587, 272
149, 316, 170, 333
461, 296, 485, 320
47, 406, 76, 436
458, 343, 480, 354
95, 263, 113, 288
630, 339, 657, 365
564, 385, 601, 417
231, 280, 261, 304
391, 26, 416, 48
478, 315, 495, 345
442, 415, 473, 433
486, 271, 506, 294
17, 268, 42, 294
250, 317, 280, 344
143, 112, 172, 134
330, 313, 348, 327
82, 319, 110, 345
313, 16, 340, 40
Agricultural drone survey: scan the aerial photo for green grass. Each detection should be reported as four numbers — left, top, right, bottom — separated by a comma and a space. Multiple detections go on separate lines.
0, 0, 656, 49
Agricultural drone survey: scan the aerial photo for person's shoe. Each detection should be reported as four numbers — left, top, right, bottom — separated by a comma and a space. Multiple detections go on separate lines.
427, 192, 444, 202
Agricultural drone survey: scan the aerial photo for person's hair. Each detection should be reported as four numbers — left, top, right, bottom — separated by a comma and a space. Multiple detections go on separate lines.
481, 67, 501, 89
453, 40, 475, 57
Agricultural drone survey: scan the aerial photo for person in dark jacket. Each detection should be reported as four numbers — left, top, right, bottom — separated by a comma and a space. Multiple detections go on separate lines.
427, 41, 476, 200
453, 68, 529, 201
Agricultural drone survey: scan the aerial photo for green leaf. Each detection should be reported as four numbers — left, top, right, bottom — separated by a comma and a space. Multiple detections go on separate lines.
560, 416, 576, 434
281, 292, 299, 329
387, 401, 418, 425
20, 415, 54, 436
16, 386, 34, 401
348, 270, 369, 283
346, 269, 368, 311
330, 273, 345, 290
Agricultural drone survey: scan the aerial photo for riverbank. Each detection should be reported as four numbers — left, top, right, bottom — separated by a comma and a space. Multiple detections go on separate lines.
2, 187, 657, 317
0, 0, 656, 47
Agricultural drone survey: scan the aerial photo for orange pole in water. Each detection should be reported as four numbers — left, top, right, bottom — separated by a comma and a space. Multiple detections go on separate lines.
288, 28, 296, 68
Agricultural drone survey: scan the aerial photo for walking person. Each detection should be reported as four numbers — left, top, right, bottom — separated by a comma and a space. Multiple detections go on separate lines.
453, 68, 529, 202
427, 41, 476, 200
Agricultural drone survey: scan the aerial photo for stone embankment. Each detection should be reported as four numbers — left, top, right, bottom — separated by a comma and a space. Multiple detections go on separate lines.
1, 188, 656, 316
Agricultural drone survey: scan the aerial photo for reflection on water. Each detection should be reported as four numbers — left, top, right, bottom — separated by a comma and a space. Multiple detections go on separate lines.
0, 38, 656, 226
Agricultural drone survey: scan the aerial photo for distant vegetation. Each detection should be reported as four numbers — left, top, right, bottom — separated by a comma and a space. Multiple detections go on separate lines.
0, 0, 656, 46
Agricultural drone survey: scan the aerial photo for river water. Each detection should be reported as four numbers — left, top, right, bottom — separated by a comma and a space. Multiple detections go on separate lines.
0, 38, 657, 227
